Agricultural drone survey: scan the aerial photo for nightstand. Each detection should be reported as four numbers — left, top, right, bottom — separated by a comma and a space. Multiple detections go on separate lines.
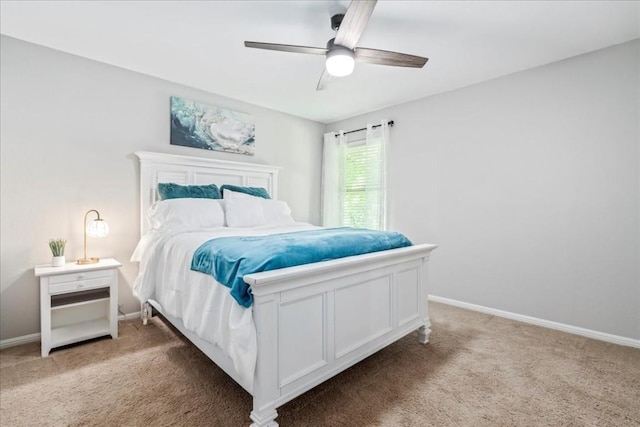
35, 258, 121, 357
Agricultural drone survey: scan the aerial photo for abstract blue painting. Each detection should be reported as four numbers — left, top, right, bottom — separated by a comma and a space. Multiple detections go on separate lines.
170, 96, 255, 155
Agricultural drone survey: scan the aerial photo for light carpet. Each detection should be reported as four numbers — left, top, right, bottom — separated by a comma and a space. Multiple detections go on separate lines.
1, 302, 638, 426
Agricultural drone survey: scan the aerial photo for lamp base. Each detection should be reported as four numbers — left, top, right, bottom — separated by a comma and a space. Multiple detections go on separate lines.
77, 257, 100, 265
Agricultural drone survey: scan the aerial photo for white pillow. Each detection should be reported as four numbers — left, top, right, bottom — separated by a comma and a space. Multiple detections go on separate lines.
262, 199, 295, 225
223, 190, 264, 227
147, 198, 226, 230
224, 189, 294, 227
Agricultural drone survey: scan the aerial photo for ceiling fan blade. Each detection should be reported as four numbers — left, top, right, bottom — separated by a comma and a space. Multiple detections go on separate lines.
334, 0, 377, 49
316, 68, 335, 91
355, 47, 428, 68
244, 41, 328, 55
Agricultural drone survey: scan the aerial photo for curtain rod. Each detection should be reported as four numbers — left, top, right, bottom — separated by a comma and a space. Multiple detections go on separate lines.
335, 120, 394, 137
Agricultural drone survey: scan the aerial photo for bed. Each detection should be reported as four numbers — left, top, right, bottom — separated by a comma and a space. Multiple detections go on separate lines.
133, 151, 437, 426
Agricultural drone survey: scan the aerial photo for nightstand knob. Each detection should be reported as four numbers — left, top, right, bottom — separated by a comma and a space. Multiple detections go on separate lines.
77, 283, 85, 288
77, 274, 86, 280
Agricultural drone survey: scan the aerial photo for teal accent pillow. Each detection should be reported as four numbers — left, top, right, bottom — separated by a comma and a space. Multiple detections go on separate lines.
157, 183, 221, 200
220, 184, 270, 199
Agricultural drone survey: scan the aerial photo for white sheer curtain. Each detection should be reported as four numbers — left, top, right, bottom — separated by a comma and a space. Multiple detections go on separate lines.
321, 120, 389, 230
364, 120, 389, 230
321, 131, 347, 227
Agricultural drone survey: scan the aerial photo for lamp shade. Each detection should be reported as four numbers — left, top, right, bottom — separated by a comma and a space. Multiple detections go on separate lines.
326, 47, 355, 77
87, 219, 109, 238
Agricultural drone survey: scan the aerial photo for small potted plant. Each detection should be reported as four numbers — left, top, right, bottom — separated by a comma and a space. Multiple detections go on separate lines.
49, 238, 67, 267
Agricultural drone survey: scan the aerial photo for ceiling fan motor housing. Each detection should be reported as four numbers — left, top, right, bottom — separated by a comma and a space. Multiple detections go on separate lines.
331, 14, 345, 31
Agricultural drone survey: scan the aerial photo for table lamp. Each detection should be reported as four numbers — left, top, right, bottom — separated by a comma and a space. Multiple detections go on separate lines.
77, 209, 109, 264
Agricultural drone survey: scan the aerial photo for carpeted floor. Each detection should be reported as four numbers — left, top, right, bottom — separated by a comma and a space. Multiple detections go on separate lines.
1, 302, 639, 426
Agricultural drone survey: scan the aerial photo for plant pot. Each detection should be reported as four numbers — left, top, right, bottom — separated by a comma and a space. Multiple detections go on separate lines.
52, 256, 66, 267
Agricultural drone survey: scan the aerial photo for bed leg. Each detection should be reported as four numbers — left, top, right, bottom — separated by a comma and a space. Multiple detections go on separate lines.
142, 302, 152, 326
250, 408, 278, 427
417, 321, 431, 345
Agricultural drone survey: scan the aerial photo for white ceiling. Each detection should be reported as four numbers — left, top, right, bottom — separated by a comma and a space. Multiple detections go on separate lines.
1, 1, 638, 124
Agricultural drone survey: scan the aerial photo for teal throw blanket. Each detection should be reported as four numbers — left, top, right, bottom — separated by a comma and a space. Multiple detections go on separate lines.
191, 227, 412, 307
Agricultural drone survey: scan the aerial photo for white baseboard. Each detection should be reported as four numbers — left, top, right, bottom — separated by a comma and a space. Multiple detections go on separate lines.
0, 332, 41, 350
428, 295, 640, 349
119, 311, 143, 321
0, 311, 142, 350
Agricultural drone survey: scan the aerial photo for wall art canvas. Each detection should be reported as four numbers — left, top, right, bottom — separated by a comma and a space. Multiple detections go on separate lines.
170, 96, 255, 155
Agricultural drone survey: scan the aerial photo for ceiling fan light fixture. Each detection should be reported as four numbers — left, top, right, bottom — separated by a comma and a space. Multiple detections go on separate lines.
326, 47, 355, 77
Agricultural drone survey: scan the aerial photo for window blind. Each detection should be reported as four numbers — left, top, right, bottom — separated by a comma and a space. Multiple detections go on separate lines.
343, 139, 384, 230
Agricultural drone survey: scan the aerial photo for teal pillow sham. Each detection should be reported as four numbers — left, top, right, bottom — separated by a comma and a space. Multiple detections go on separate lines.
157, 183, 221, 200
220, 184, 270, 199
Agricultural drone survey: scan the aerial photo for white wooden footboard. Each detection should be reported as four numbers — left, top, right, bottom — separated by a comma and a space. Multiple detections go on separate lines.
246, 243, 436, 427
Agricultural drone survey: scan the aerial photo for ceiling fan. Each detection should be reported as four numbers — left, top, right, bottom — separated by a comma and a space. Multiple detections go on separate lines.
244, 0, 428, 90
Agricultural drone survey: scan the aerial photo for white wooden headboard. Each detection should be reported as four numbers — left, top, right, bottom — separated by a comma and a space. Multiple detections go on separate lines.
135, 151, 280, 235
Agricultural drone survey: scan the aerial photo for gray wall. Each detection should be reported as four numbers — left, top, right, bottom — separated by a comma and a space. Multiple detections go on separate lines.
0, 36, 324, 341
328, 40, 640, 340
2, 34, 638, 343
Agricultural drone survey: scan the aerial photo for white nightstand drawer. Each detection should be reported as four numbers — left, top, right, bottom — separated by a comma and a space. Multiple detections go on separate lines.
48, 269, 112, 286
49, 276, 112, 294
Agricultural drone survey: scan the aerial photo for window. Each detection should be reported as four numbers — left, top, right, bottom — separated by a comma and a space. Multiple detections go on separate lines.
322, 121, 389, 231
343, 139, 384, 229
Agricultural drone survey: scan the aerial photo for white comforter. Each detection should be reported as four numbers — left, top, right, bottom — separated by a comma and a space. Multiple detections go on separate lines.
131, 222, 319, 390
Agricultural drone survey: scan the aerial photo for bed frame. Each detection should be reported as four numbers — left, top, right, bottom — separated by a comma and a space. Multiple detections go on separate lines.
135, 151, 437, 426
